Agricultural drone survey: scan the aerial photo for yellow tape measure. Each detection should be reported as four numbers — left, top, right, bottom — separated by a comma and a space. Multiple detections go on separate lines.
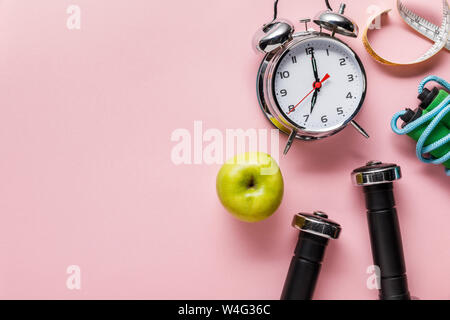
362, 0, 450, 66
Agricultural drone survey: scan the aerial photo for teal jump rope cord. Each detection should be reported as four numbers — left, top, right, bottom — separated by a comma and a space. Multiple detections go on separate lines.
391, 76, 450, 176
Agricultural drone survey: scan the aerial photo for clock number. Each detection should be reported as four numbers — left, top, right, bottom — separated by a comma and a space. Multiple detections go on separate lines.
339, 58, 346, 66
346, 92, 353, 99
305, 47, 314, 55
292, 56, 297, 64
288, 105, 295, 112
278, 71, 290, 79
303, 115, 309, 122
326, 49, 330, 56
347, 74, 354, 82
280, 89, 287, 97
321, 115, 328, 123
337, 107, 344, 115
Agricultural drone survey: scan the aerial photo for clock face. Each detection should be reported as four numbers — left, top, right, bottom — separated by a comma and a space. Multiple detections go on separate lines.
272, 36, 366, 133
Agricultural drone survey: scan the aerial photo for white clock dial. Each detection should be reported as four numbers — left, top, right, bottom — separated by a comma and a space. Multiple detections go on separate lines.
273, 36, 366, 132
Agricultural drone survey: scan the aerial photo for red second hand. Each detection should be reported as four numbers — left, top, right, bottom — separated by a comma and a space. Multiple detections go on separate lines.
288, 73, 330, 114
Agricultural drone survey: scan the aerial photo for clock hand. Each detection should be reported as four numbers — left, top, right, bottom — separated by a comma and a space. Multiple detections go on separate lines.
310, 90, 318, 114
311, 52, 320, 83
310, 70, 331, 113
288, 73, 330, 115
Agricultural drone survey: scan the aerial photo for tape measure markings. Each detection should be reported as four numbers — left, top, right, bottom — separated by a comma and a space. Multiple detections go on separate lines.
363, 0, 450, 65
398, 0, 450, 50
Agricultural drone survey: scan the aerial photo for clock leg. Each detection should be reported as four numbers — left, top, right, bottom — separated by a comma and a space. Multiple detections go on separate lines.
284, 129, 298, 155
350, 120, 370, 139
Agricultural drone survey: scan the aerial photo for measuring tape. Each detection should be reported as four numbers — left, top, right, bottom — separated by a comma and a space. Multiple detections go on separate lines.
362, 0, 450, 66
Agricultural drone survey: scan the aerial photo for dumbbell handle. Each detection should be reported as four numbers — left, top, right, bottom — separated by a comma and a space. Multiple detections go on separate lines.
281, 232, 328, 300
364, 183, 411, 300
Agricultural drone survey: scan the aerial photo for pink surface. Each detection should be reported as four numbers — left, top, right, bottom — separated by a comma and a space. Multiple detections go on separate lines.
0, 0, 449, 299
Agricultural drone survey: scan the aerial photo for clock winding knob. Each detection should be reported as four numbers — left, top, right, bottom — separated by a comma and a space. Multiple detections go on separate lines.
298, 18, 311, 31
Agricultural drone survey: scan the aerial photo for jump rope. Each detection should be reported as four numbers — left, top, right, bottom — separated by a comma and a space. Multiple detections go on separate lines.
391, 75, 450, 175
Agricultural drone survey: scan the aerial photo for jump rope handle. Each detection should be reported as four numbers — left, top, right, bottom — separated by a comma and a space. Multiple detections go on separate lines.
352, 161, 411, 300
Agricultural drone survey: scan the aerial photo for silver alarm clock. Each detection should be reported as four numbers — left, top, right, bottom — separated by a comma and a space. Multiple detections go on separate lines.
254, 2, 369, 154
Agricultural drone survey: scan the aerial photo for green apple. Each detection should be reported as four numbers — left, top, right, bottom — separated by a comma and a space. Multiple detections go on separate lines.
216, 152, 284, 222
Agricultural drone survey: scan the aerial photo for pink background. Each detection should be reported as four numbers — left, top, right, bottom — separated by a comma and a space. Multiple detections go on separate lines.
0, 0, 449, 299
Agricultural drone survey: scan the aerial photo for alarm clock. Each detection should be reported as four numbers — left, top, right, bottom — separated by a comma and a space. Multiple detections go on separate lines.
254, 3, 369, 154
